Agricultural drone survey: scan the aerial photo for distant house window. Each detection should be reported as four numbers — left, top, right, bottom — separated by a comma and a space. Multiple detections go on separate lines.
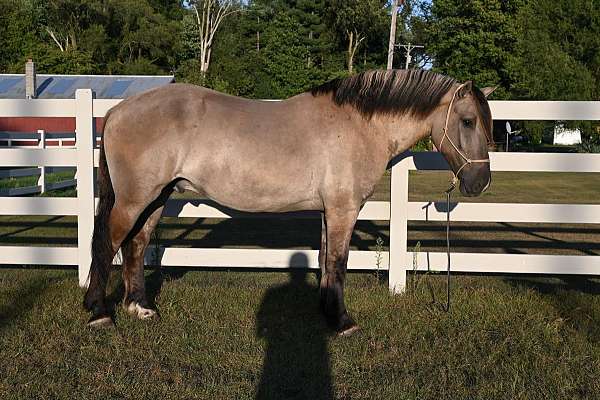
48, 78, 76, 94
106, 80, 133, 97
0, 78, 20, 93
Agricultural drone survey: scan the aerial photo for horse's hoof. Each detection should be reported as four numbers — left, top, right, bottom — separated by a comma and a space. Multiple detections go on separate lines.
338, 324, 361, 337
125, 302, 159, 320
87, 315, 114, 328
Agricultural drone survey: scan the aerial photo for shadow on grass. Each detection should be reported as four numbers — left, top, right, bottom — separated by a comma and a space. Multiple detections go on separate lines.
0, 274, 67, 335
255, 253, 333, 400
0, 215, 72, 240
144, 266, 188, 310
505, 276, 600, 342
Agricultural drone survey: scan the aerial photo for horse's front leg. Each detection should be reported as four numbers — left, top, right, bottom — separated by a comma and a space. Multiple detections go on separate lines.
320, 207, 360, 336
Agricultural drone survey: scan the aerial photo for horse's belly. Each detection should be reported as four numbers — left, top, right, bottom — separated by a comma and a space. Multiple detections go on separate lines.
184, 176, 321, 213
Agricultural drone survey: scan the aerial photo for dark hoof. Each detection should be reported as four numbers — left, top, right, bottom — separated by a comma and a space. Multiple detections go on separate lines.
87, 315, 114, 328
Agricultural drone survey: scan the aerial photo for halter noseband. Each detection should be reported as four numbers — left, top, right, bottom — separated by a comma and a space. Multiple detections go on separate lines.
436, 82, 490, 185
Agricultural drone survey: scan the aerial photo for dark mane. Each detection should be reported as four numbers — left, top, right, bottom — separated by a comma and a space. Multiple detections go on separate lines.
310, 69, 457, 118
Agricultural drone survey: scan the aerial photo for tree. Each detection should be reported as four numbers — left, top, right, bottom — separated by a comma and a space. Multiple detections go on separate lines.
423, 0, 525, 97
190, 0, 241, 77
510, 0, 599, 101
329, 0, 389, 73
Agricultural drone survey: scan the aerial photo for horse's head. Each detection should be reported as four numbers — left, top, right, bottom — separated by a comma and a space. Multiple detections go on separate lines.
432, 82, 495, 197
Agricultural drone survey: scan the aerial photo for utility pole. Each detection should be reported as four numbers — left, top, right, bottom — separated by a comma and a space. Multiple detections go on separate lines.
387, 0, 404, 70
397, 42, 424, 69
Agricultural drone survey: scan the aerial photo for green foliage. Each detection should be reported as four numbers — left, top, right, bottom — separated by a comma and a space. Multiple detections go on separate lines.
424, 0, 525, 98
1, 0, 181, 75
509, 0, 599, 101
423, 0, 600, 145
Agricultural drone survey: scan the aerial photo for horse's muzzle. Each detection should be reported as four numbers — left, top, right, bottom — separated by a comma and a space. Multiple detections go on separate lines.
459, 163, 491, 197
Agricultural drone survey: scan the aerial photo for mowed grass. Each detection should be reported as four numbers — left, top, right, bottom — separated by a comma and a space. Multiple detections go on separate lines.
2, 268, 600, 400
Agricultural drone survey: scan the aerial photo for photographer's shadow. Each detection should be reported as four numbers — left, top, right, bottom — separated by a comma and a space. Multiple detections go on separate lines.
255, 253, 333, 400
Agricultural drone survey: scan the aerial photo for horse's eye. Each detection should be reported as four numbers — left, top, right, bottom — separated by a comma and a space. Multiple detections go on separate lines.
462, 119, 473, 128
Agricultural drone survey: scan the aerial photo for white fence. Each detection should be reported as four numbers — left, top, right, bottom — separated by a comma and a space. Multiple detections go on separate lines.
0, 89, 599, 291
0, 130, 76, 195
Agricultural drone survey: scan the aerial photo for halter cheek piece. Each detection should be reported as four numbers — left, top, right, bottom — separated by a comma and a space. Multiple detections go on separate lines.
436, 82, 491, 185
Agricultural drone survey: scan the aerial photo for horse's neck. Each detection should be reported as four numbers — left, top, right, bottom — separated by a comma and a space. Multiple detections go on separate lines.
373, 113, 434, 159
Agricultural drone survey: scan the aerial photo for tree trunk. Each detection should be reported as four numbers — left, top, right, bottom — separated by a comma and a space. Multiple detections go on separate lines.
193, 0, 239, 79
347, 30, 364, 74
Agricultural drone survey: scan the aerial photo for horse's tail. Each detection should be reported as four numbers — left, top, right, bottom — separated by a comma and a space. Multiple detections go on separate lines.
83, 141, 115, 315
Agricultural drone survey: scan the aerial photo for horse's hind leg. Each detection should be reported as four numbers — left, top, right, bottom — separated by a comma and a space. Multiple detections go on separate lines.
85, 201, 146, 327
318, 212, 327, 280
121, 206, 163, 320
320, 206, 360, 335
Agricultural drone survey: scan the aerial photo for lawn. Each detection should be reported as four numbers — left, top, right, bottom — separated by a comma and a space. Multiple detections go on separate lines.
1, 268, 600, 399
1, 170, 600, 399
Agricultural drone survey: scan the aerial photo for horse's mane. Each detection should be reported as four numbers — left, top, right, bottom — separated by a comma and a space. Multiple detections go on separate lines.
310, 69, 457, 118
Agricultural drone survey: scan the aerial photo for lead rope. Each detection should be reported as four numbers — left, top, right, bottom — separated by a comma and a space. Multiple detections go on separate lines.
443, 178, 456, 312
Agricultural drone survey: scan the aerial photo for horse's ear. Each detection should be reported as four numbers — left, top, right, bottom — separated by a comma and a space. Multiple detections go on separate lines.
481, 86, 498, 98
458, 81, 473, 98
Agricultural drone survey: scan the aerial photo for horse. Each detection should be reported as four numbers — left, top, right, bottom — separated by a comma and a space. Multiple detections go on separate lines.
83, 69, 495, 335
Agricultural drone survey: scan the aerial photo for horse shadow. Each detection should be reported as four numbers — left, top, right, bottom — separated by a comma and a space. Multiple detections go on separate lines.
255, 252, 333, 400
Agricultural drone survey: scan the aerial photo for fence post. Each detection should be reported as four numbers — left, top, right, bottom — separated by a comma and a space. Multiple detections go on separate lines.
76, 89, 95, 287
389, 156, 410, 294
37, 129, 46, 193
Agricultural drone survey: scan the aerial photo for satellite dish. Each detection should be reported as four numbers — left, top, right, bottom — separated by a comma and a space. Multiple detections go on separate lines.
506, 121, 512, 134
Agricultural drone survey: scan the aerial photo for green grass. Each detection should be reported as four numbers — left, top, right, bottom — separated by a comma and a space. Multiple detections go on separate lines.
1, 268, 600, 399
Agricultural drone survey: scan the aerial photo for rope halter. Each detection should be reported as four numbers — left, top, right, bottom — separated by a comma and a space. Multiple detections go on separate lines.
436, 82, 491, 186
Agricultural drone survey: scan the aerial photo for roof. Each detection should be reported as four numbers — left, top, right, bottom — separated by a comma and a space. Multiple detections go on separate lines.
0, 74, 174, 99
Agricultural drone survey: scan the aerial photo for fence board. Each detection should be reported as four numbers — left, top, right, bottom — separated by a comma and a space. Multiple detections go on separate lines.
408, 202, 600, 224
0, 99, 75, 117
489, 100, 600, 120
153, 248, 388, 270
404, 152, 600, 173
0, 148, 77, 166
92, 99, 122, 118
75, 90, 95, 287
0, 197, 77, 215
410, 252, 600, 275
0, 246, 77, 265
46, 179, 77, 191
0, 186, 40, 196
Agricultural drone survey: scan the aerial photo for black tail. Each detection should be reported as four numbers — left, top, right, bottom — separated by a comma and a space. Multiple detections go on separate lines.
83, 143, 115, 315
